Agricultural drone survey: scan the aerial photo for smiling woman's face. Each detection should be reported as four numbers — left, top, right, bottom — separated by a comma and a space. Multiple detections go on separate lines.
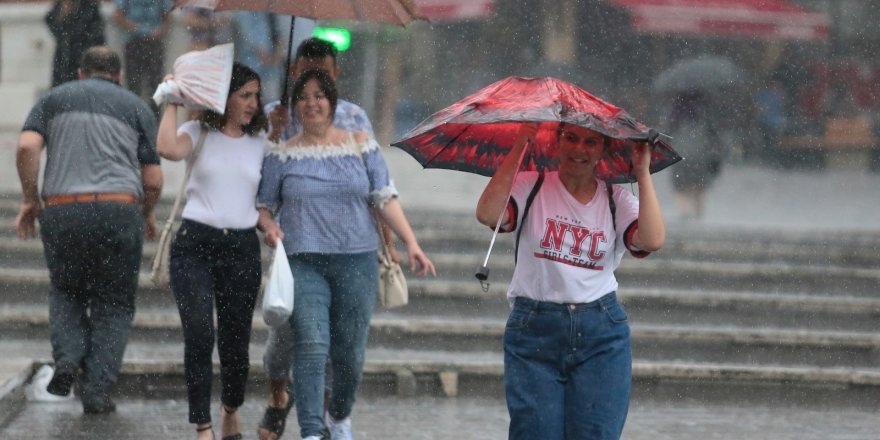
295, 79, 332, 127
557, 124, 606, 175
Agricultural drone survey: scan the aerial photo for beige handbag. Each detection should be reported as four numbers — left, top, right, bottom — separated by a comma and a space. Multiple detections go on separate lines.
150, 125, 208, 288
351, 135, 408, 307
376, 218, 408, 308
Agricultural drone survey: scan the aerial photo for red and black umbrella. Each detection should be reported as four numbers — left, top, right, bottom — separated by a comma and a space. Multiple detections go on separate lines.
391, 76, 681, 184
392, 76, 682, 286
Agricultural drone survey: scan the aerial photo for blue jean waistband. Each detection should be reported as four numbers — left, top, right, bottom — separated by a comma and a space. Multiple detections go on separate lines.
513, 292, 618, 312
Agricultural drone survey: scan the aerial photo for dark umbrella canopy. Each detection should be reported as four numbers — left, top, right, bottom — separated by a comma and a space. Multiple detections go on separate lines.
392, 76, 681, 184
653, 55, 746, 94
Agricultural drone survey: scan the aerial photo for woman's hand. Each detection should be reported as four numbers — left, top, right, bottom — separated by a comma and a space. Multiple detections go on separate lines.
405, 242, 436, 277
257, 208, 284, 247
631, 142, 652, 176
263, 225, 284, 248
268, 105, 289, 142
515, 122, 539, 147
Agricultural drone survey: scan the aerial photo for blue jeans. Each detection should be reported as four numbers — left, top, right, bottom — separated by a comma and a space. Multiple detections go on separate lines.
504, 293, 632, 440
288, 252, 377, 439
40, 202, 143, 403
170, 220, 262, 424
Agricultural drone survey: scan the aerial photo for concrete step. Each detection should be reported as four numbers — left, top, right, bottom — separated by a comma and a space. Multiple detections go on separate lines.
4, 340, 880, 403
3, 306, 879, 369
3, 219, 880, 269
3, 266, 879, 332
4, 235, 879, 297
2, 199, 880, 268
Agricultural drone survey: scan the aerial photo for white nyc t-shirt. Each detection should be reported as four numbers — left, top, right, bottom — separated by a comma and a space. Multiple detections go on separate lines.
501, 171, 648, 305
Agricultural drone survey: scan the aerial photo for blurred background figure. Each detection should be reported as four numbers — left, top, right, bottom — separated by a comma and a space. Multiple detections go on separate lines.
233, 11, 284, 103
666, 92, 726, 222
45, 0, 105, 87
113, 0, 173, 107
751, 76, 789, 167
183, 7, 233, 51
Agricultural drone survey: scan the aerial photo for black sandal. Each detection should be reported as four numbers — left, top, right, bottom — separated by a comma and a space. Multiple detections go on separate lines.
257, 398, 294, 439
221, 405, 243, 440
196, 424, 214, 439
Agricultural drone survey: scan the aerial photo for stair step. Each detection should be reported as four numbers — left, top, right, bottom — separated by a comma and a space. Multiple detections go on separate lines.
4, 306, 878, 369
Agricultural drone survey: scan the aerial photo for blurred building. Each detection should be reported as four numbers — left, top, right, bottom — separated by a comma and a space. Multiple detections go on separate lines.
0, 0, 877, 171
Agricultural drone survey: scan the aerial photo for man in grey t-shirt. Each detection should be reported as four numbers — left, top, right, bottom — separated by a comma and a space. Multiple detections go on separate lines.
15, 46, 162, 415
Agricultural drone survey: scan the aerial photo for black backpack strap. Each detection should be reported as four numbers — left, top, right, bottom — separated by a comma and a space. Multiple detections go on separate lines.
607, 182, 617, 232
515, 172, 544, 265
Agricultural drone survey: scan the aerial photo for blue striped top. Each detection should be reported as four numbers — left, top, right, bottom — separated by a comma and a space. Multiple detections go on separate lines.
257, 136, 397, 254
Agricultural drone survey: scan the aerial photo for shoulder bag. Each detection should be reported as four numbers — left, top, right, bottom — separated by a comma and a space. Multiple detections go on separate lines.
376, 216, 408, 308
150, 124, 208, 288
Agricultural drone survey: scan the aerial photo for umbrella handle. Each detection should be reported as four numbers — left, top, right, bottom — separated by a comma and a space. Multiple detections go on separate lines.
474, 139, 531, 291
280, 16, 297, 106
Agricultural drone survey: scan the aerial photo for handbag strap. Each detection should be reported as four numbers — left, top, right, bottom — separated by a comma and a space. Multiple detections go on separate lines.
348, 134, 394, 266
514, 172, 544, 265
350, 135, 395, 266
163, 123, 209, 227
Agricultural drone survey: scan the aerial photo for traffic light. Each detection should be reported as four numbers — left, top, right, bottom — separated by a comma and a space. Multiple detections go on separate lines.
313, 27, 351, 52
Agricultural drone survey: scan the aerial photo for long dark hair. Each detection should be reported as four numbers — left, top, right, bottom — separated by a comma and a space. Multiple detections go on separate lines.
291, 68, 338, 120
199, 62, 268, 136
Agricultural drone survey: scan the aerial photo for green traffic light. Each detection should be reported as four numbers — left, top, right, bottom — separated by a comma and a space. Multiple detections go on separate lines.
313, 27, 351, 52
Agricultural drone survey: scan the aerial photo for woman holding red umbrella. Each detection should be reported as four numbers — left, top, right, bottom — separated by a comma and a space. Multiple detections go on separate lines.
476, 122, 666, 440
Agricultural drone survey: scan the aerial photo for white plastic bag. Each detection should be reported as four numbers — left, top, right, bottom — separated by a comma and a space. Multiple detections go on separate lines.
153, 43, 234, 114
262, 240, 294, 327
26, 365, 75, 402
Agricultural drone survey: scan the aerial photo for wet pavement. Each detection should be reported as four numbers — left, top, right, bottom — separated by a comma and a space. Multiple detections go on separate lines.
5, 391, 880, 439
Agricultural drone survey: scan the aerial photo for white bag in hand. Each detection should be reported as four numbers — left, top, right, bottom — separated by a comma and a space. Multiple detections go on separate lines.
153, 43, 234, 114
262, 240, 294, 327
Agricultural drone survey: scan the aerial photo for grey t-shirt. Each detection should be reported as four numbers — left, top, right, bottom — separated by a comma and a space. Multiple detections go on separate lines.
22, 77, 160, 199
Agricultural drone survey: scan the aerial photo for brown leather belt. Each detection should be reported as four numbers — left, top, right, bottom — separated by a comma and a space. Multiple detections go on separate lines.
44, 193, 139, 207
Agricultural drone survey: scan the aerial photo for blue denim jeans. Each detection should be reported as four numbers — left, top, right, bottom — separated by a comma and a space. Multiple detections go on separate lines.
288, 252, 377, 439
170, 220, 262, 424
504, 293, 632, 440
40, 202, 143, 403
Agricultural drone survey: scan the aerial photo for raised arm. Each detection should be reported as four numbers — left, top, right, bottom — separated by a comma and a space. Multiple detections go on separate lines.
630, 142, 665, 252
157, 99, 194, 161
475, 123, 537, 228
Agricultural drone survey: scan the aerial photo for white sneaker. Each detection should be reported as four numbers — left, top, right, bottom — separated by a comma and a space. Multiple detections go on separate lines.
324, 411, 353, 440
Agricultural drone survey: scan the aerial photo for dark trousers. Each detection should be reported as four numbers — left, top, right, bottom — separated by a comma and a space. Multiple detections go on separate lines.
123, 36, 164, 103
170, 220, 262, 424
40, 202, 144, 401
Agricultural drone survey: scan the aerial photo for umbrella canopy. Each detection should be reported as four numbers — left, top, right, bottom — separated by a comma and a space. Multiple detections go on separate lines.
391, 76, 681, 184
653, 56, 746, 94
174, 0, 423, 24
175, 0, 423, 103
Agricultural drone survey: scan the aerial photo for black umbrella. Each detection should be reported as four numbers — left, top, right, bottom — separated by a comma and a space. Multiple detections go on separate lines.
653, 56, 746, 94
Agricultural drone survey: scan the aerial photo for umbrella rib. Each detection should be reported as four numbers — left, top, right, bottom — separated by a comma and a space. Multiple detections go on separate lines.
422, 124, 471, 168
